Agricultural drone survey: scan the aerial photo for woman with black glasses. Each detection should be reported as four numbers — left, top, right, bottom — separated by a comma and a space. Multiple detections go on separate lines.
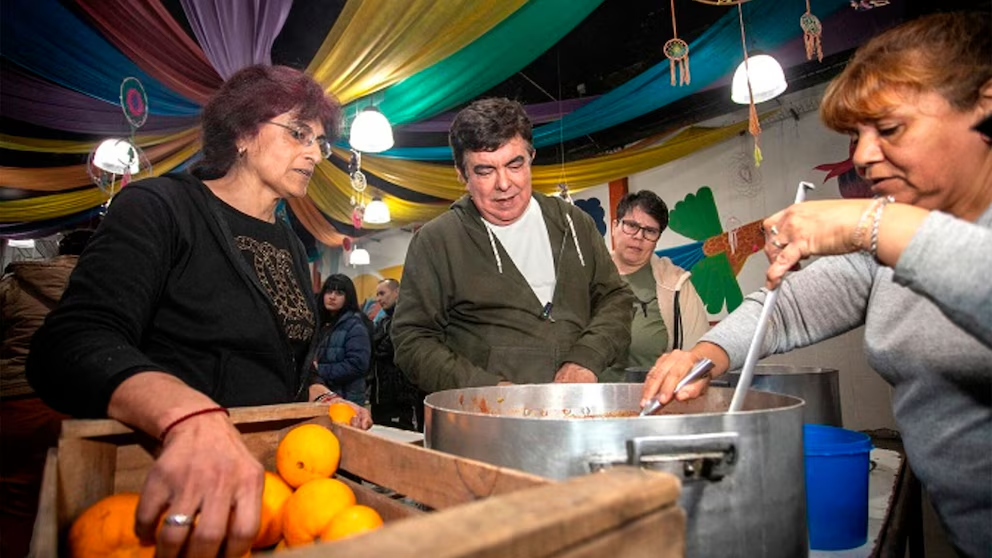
28, 64, 370, 557
606, 190, 710, 382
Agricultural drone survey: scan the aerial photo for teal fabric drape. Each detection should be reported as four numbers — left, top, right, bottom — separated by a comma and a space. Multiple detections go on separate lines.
365, 0, 604, 126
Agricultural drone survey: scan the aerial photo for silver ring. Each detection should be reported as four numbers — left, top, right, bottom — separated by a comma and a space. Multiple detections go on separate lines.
769, 225, 780, 236
771, 238, 786, 249
163, 513, 195, 527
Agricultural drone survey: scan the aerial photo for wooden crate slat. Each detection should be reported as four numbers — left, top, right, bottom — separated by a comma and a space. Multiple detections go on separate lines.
284, 467, 680, 558
329, 420, 550, 510
549, 505, 686, 558
29, 449, 60, 558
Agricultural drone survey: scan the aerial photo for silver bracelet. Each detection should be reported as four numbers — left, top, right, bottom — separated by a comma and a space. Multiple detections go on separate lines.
313, 391, 339, 403
868, 196, 894, 258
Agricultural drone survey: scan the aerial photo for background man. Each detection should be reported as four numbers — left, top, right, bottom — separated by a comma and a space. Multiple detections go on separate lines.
393, 98, 633, 392
1, 230, 91, 557
606, 191, 709, 382
369, 278, 424, 431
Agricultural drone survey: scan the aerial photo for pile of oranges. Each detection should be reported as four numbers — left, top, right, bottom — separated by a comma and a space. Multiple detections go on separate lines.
68, 403, 383, 556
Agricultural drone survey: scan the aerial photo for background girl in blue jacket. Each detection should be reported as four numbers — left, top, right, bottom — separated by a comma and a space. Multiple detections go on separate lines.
315, 274, 372, 405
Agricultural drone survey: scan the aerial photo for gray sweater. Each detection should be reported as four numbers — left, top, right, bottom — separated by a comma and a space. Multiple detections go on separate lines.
703, 204, 991, 557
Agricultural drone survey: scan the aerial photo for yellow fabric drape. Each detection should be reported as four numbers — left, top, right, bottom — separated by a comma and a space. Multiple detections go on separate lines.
307, 0, 527, 103
336, 118, 751, 202
0, 133, 201, 192
308, 163, 448, 226
0, 128, 199, 154
0, 188, 111, 222
0, 140, 202, 222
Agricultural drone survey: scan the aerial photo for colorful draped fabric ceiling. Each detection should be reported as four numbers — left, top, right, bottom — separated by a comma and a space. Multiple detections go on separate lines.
1, 0, 848, 244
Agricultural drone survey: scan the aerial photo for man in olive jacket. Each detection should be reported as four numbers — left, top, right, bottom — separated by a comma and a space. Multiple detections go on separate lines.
392, 98, 633, 392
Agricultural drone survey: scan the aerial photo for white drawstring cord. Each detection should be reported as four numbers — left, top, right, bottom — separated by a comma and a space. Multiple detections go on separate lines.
483, 220, 503, 274
565, 213, 585, 267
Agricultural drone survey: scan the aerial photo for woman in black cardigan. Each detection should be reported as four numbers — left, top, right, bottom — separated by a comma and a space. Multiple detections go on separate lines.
27, 65, 371, 557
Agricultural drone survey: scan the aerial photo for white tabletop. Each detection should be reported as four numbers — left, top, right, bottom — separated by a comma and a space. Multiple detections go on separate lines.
810, 448, 903, 557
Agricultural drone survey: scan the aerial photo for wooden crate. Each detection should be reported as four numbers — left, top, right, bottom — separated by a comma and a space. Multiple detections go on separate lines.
31, 403, 685, 557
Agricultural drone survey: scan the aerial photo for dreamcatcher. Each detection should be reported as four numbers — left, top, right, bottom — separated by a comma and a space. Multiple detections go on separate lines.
663, 0, 690, 86
87, 77, 153, 212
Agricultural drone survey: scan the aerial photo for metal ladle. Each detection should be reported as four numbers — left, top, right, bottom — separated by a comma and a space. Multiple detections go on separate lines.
728, 181, 815, 413
640, 357, 715, 416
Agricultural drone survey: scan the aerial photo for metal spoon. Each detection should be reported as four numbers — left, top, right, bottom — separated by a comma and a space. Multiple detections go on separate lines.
728, 181, 815, 413
639, 358, 714, 416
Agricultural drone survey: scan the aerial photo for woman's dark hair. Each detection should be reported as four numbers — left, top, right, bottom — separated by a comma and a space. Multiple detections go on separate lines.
57, 229, 95, 256
318, 273, 360, 326
449, 97, 533, 176
615, 190, 670, 233
194, 64, 342, 179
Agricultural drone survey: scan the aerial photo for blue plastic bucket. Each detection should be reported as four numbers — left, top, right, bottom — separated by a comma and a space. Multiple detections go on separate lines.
804, 424, 873, 550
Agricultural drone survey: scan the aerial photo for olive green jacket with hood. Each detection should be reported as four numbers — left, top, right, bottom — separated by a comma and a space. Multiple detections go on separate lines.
393, 193, 634, 392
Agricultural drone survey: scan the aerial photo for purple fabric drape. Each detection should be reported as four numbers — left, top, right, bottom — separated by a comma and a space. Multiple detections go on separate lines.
75, 0, 223, 104
0, 67, 200, 134
180, 0, 294, 79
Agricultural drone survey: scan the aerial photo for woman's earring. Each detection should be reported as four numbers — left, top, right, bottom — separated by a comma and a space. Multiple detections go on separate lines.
238, 147, 247, 158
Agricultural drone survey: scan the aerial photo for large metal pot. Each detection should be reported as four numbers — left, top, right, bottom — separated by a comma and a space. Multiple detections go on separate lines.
713, 365, 842, 427
625, 364, 843, 426
425, 384, 807, 558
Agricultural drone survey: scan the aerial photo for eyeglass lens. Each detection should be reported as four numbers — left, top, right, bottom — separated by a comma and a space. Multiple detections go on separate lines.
621, 219, 661, 241
268, 121, 332, 159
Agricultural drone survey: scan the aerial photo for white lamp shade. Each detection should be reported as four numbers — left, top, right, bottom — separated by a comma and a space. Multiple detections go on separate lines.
7, 239, 36, 249
731, 54, 788, 104
94, 139, 140, 174
349, 108, 394, 153
349, 247, 370, 266
363, 198, 391, 224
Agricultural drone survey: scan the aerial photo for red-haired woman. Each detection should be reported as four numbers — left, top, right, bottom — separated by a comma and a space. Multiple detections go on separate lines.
28, 65, 371, 557
641, 13, 990, 556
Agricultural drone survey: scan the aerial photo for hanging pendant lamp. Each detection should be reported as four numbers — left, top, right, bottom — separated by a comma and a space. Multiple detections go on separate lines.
731, 54, 787, 104
349, 107, 394, 153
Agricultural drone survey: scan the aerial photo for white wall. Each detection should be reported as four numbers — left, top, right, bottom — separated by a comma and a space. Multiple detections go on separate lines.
320, 84, 897, 431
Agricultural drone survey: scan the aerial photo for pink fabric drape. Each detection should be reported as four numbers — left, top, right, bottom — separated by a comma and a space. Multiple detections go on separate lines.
75, 0, 223, 104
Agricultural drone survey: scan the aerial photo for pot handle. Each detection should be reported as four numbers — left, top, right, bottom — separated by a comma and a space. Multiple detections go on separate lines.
588, 432, 739, 482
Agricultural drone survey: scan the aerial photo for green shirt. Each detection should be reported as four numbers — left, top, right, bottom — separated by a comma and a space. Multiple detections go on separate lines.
603, 264, 669, 382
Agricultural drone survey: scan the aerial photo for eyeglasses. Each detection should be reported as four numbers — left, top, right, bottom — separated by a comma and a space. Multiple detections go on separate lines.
618, 219, 662, 241
265, 121, 332, 159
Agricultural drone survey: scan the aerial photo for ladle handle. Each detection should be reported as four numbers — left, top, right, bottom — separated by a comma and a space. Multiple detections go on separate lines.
729, 182, 814, 413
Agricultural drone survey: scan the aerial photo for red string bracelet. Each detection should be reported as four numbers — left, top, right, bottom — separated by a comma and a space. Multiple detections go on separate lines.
159, 407, 230, 442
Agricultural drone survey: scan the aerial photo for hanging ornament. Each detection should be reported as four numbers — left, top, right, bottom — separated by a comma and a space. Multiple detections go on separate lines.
557, 183, 574, 204
801, 1, 823, 62
664, 0, 690, 86
736, 4, 762, 167
348, 149, 369, 227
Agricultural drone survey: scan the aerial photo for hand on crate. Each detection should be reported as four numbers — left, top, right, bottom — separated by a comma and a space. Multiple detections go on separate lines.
139, 409, 265, 558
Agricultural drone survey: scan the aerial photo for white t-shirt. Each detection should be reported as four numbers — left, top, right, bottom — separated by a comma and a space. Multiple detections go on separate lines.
484, 197, 556, 305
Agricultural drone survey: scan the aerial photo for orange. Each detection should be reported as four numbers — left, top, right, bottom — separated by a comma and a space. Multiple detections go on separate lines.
67, 492, 155, 558
327, 401, 358, 425
275, 423, 340, 488
320, 505, 384, 542
281, 478, 356, 546
253, 471, 294, 549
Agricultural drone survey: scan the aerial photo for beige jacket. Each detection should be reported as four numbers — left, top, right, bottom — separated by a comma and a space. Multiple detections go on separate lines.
612, 252, 710, 352
1, 256, 77, 398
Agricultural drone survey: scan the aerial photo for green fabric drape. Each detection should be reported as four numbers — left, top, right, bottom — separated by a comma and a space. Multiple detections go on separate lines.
373, 0, 605, 126
308, 0, 528, 104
